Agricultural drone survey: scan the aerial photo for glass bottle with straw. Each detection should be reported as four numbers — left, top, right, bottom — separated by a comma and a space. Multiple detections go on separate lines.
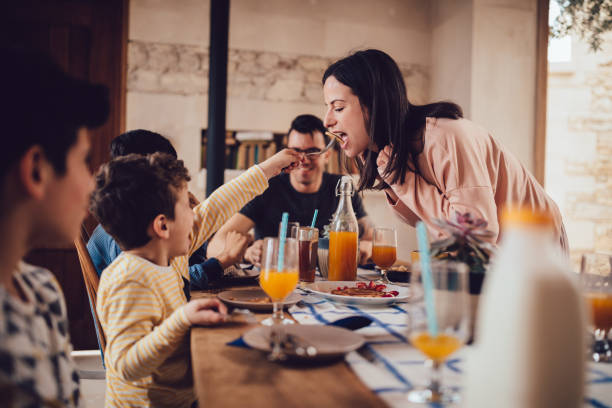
259, 213, 299, 360
407, 222, 470, 404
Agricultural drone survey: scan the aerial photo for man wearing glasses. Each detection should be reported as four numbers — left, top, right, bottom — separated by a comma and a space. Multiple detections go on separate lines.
207, 114, 373, 266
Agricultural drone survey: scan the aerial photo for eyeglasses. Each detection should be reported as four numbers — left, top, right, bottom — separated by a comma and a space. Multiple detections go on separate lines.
287, 147, 322, 155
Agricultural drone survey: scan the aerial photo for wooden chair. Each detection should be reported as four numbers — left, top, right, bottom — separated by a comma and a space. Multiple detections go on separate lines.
74, 226, 106, 364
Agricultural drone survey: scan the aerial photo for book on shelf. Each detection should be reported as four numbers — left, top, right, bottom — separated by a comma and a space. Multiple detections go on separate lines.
201, 129, 357, 174
202, 129, 282, 170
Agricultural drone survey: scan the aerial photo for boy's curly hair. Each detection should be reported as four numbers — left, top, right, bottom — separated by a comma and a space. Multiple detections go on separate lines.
90, 153, 191, 250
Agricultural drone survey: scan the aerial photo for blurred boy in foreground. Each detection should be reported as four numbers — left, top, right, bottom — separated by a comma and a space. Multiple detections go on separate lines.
0, 47, 109, 407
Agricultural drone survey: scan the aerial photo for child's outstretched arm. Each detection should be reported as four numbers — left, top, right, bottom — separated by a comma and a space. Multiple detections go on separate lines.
188, 149, 302, 254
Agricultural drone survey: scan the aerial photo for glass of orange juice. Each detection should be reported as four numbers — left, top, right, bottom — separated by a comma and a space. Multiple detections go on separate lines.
259, 237, 299, 361
580, 253, 612, 362
407, 261, 470, 404
372, 227, 397, 283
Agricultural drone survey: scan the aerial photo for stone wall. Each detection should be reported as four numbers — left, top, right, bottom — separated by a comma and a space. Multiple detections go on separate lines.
127, 40, 430, 104
546, 35, 612, 268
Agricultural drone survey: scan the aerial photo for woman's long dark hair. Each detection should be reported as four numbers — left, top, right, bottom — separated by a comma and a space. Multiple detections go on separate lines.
322, 49, 463, 191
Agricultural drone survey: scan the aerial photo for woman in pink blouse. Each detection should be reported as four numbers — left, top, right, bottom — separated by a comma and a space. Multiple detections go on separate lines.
322, 49, 568, 252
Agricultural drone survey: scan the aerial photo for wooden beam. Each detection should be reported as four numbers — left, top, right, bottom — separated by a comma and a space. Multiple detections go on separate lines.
534, 0, 549, 185
206, 0, 230, 196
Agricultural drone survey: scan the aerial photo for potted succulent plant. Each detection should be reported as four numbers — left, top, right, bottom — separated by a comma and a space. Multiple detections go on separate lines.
430, 211, 496, 294
430, 212, 496, 342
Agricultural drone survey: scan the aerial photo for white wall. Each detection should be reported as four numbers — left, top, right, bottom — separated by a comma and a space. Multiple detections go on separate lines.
470, 0, 538, 172
431, 0, 473, 117
431, 0, 538, 172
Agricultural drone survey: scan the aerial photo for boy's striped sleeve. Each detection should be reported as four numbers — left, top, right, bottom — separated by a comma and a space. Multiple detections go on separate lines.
189, 165, 268, 255
98, 279, 190, 381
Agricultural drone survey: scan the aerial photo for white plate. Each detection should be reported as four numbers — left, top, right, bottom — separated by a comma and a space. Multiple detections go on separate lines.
301, 281, 411, 305
217, 288, 301, 311
243, 324, 364, 359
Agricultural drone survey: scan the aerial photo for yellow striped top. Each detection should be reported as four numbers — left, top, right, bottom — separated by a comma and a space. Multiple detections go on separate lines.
97, 165, 268, 407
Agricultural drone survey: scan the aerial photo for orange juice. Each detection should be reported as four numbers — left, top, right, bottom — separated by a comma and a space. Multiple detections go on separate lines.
410, 332, 463, 362
328, 231, 358, 281
586, 292, 612, 331
259, 269, 299, 301
372, 245, 397, 269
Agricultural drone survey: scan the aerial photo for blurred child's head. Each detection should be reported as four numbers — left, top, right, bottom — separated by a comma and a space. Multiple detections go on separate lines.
110, 129, 177, 159
90, 153, 194, 257
0, 47, 109, 246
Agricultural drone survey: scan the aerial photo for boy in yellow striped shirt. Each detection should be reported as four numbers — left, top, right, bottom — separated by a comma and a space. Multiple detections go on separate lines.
90, 150, 301, 407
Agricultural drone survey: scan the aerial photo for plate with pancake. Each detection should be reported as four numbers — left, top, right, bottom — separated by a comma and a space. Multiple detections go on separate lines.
217, 288, 301, 311
300, 281, 411, 306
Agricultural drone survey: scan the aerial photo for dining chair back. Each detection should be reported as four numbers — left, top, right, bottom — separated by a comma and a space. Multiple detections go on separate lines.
74, 226, 106, 356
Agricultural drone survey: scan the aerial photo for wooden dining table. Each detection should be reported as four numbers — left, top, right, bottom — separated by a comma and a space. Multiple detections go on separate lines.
190, 285, 387, 408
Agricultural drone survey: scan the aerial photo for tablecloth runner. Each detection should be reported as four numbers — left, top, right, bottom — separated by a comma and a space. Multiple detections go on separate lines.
289, 274, 612, 408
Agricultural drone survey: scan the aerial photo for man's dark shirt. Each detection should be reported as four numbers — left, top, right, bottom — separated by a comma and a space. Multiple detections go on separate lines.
239, 173, 367, 240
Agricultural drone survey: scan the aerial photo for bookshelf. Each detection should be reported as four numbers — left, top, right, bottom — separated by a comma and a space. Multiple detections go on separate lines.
200, 128, 356, 175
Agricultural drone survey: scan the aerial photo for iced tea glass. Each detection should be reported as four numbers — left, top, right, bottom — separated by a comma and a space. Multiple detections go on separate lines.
580, 253, 612, 362
407, 261, 470, 404
259, 237, 299, 361
372, 227, 397, 283
298, 227, 318, 282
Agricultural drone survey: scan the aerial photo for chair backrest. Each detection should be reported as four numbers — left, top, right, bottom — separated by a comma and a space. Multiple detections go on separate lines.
74, 228, 106, 353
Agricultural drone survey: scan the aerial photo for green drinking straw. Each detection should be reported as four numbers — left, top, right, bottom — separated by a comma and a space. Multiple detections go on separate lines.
416, 221, 438, 337
277, 212, 289, 272
310, 209, 319, 228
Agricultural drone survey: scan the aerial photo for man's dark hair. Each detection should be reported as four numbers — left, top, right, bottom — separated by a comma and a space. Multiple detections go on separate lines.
287, 114, 328, 144
90, 153, 191, 250
1, 47, 109, 182
110, 129, 177, 159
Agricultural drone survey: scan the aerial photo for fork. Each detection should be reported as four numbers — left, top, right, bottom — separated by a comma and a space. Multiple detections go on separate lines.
283, 333, 318, 357
304, 131, 343, 157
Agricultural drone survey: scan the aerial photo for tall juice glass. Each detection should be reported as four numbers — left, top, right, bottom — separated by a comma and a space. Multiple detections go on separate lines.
328, 176, 358, 281
580, 253, 612, 362
259, 237, 299, 361
407, 261, 470, 404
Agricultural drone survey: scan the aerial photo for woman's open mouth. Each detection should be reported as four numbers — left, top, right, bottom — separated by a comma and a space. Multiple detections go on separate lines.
333, 131, 349, 149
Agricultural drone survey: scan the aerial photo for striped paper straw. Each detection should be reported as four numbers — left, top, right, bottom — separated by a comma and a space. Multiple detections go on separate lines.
416, 221, 438, 337
277, 212, 289, 271
310, 209, 319, 228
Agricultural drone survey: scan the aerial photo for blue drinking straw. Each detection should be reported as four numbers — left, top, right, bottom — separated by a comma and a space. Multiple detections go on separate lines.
277, 212, 289, 272
310, 209, 319, 228
416, 221, 438, 337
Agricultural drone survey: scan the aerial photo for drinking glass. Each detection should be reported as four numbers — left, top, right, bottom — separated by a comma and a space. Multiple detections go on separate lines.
279, 221, 299, 239
298, 226, 318, 282
259, 237, 299, 361
372, 227, 397, 283
580, 253, 612, 362
407, 261, 470, 404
